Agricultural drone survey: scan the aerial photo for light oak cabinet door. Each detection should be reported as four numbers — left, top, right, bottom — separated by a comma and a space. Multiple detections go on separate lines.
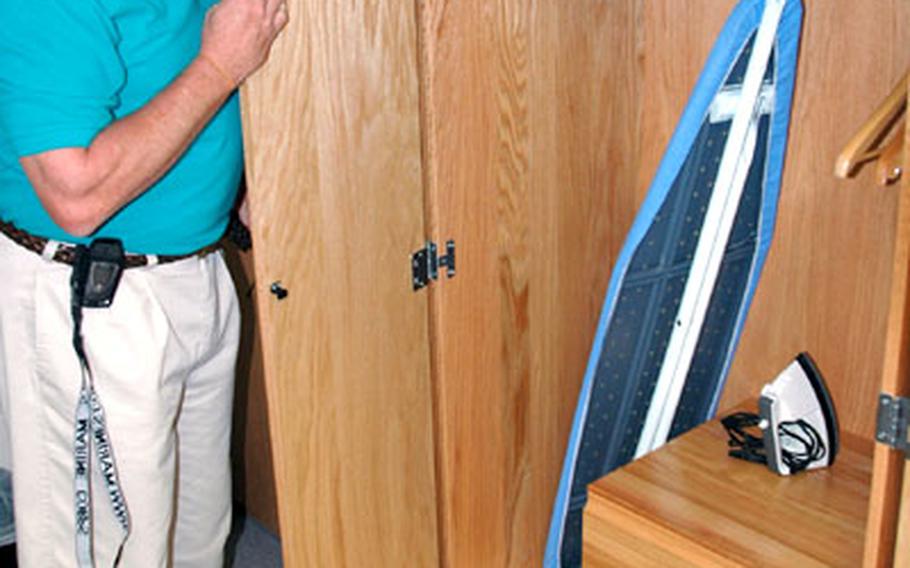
416, 2, 629, 565
240, 2, 440, 565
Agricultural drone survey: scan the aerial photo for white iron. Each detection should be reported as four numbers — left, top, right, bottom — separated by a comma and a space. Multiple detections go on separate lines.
758, 353, 839, 475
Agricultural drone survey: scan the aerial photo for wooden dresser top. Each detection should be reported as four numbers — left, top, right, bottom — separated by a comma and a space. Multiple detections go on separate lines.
585, 411, 873, 567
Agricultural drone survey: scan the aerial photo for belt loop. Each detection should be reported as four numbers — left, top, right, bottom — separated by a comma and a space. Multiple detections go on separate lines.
145, 254, 159, 267
42, 239, 61, 261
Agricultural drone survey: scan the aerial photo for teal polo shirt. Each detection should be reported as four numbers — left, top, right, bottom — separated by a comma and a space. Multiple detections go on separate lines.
0, 1, 242, 255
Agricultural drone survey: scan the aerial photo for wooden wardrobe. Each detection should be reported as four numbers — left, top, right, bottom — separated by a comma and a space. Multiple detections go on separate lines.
232, 0, 910, 566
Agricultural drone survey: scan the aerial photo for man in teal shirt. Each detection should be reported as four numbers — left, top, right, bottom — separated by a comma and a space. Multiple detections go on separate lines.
0, 0, 287, 565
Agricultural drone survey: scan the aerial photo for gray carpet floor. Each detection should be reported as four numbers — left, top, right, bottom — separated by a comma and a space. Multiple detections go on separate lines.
0, 508, 280, 566
227, 511, 283, 568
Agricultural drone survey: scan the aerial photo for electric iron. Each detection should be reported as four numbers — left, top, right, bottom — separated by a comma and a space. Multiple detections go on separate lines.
723, 352, 839, 475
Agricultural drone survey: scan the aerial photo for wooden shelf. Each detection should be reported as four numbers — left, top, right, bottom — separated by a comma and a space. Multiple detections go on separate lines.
583, 410, 873, 567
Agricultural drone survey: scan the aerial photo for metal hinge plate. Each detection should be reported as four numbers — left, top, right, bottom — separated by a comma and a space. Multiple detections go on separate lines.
875, 393, 910, 459
411, 240, 456, 291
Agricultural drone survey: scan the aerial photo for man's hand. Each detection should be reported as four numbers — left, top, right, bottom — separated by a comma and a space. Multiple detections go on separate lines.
199, 0, 290, 87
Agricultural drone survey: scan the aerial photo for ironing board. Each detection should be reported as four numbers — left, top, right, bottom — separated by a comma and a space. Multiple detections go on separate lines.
546, 1, 803, 565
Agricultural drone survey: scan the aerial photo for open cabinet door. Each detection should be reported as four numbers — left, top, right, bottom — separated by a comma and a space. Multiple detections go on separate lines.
895, 79, 910, 568
864, 76, 909, 568
239, 2, 440, 565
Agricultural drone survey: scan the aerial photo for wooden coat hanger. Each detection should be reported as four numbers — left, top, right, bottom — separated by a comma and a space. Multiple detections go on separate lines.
835, 71, 907, 184
875, 116, 904, 185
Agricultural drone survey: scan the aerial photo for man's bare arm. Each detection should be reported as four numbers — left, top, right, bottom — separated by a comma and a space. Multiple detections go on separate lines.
19, 0, 289, 237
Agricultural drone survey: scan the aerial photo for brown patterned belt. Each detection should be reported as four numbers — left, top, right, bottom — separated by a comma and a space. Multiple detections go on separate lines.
0, 219, 220, 268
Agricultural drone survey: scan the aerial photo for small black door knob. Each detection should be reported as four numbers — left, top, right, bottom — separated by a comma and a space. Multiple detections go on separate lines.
270, 281, 288, 300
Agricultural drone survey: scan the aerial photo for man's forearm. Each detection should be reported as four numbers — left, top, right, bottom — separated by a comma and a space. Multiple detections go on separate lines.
20, 56, 235, 237
18, 0, 288, 238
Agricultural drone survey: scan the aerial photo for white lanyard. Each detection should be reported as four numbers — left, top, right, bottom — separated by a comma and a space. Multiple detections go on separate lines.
71, 286, 131, 567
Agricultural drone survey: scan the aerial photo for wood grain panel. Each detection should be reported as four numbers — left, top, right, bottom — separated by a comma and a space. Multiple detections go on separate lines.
633, 1, 732, 196
719, 0, 910, 439
584, 500, 738, 568
240, 2, 440, 565
585, 414, 873, 567
416, 0, 636, 564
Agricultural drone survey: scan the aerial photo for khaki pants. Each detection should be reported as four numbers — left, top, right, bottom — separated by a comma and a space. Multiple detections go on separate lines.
0, 232, 239, 567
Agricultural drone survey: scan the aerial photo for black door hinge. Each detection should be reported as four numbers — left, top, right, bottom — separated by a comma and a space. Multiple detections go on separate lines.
412, 240, 455, 291
876, 393, 910, 459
